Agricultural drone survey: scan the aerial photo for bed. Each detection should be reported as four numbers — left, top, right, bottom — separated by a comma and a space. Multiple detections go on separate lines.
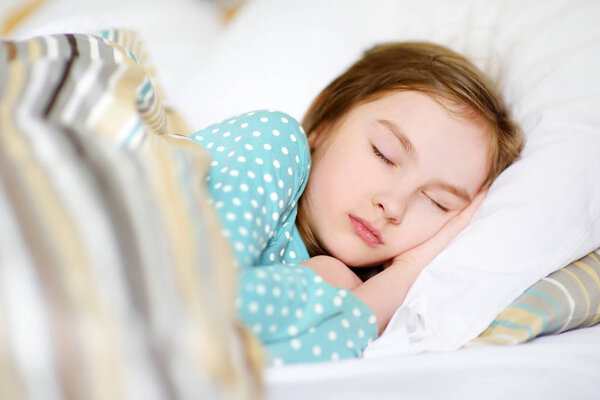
2, 0, 600, 399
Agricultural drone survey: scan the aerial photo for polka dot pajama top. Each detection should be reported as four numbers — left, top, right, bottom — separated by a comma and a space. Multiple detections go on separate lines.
189, 110, 377, 365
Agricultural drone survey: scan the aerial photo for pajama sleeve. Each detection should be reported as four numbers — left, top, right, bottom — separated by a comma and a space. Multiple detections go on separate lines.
189, 110, 377, 365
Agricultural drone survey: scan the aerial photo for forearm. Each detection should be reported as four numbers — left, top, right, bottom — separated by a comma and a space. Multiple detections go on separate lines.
352, 262, 423, 335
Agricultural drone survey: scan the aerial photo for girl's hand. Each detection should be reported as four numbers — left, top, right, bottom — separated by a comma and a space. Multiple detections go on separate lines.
384, 190, 488, 270
354, 190, 487, 334
301, 255, 363, 290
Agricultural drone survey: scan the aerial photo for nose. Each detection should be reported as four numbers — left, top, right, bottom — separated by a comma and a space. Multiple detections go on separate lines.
374, 191, 407, 224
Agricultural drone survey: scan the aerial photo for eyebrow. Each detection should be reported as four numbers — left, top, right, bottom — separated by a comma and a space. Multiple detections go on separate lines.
377, 119, 472, 203
377, 119, 418, 161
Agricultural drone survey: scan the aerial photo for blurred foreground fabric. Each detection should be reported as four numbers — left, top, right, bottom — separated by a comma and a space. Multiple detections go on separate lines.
0, 30, 262, 400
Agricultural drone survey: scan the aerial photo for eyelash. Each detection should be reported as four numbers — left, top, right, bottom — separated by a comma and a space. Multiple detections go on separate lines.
371, 144, 395, 167
423, 192, 449, 212
371, 144, 449, 213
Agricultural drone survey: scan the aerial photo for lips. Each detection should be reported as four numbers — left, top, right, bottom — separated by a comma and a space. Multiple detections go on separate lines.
349, 215, 384, 247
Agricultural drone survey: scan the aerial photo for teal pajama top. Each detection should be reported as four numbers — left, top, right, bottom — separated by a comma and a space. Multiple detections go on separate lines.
189, 110, 377, 365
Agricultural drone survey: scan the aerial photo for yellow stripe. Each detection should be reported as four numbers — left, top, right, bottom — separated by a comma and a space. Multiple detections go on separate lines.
574, 260, 600, 325
563, 267, 591, 329
0, 0, 47, 36
475, 324, 531, 344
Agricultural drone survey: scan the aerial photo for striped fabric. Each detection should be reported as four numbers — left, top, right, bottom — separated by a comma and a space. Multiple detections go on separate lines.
472, 249, 600, 345
0, 30, 262, 400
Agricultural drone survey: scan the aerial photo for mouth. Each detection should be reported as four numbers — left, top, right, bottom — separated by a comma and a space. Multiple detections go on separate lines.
348, 215, 384, 247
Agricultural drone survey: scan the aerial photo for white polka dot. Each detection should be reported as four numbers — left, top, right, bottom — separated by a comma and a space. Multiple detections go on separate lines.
265, 304, 275, 316
264, 173, 273, 182
333, 297, 342, 307
223, 185, 232, 192
223, 131, 232, 136
280, 248, 285, 256
227, 151, 235, 157
281, 117, 289, 123
346, 340, 354, 349
214, 182, 222, 190
255, 158, 264, 165
289, 290, 295, 299
314, 304, 324, 314
195, 135, 204, 141
269, 253, 275, 261
225, 212, 235, 221
272, 129, 280, 136
264, 143, 272, 150
288, 325, 298, 336
240, 184, 249, 192
368, 315, 377, 325
264, 225, 271, 234
257, 187, 265, 195
295, 155, 300, 164
281, 146, 289, 155
273, 273, 281, 282
341, 319, 350, 328
244, 144, 253, 151
281, 306, 289, 316
256, 270, 267, 279
260, 117, 269, 122
230, 170, 239, 177
278, 180, 284, 189
312, 346, 322, 356
255, 283, 266, 295
216, 146, 225, 152
234, 136, 242, 142
220, 166, 228, 173
314, 276, 323, 283
252, 324, 262, 334
339, 290, 348, 297
270, 193, 278, 201
207, 142, 214, 148
228, 119, 236, 124
272, 212, 279, 221
308, 326, 317, 334
241, 122, 249, 128
295, 309, 303, 319
358, 329, 365, 338
238, 227, 248, 236
244, 212, 252, 221
331, 353, 340, 361
211, 128, 219, 133
248, 302, 258, 313
252, 130, 261, 137
261, 206, 267, 215
232, 198, 242, 206
315, 288, 323, 296
288, 167, 293, 175
273, 160, 281, 168
301, 293, 307, 302
353, 308, 361, 317
251, 199, 258, 208
328, 331, 337, 341
290, 339, 301, 350
290, 134, 297, 142
237, 156, 246, 162
247, 111, 255, 116
273, 287, 282, 297
210, 160, 218, 167
290, 251, 296, 259
269, 324, 277, 333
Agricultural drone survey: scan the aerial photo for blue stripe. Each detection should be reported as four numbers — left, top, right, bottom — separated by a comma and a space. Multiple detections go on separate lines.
488, 320, 534, 339
137, 80, 152, 105
509, 303, 549, 330
524, 288, 563, 332
123, 118, 143, 146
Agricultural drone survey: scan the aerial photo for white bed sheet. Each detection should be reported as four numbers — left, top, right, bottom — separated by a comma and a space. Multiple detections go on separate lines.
265, 325, 600, 400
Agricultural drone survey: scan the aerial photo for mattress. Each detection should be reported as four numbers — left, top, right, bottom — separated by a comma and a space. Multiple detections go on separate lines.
265, 324, 600, 400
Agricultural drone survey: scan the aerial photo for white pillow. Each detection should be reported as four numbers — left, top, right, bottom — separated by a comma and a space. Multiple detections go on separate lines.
175, 0, 600, 357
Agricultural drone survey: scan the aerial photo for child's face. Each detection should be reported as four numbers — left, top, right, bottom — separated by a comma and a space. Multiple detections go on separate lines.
302, 90, 491, 267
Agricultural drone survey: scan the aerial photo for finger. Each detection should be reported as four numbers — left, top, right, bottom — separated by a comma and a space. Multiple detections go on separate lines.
398, 189, 488, 264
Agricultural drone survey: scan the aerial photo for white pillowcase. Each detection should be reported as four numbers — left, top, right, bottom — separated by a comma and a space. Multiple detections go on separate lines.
176, 0, 600, 357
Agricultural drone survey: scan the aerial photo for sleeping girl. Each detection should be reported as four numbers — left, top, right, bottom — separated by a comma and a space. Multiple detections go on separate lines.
188, 42, 523, 365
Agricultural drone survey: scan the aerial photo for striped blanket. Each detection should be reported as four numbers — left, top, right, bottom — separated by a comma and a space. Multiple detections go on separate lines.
0, 30, 262, 400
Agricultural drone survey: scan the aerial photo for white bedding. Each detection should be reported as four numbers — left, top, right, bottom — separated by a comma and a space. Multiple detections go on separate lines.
266, 324, 600, 400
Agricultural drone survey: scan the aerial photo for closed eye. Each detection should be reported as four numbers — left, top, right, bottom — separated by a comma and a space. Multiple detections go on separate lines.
422, 192, 449, 212
371, 144, 395, 167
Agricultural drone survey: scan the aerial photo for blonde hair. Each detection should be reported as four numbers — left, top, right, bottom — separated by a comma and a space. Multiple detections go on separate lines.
297, 41, 524, 257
